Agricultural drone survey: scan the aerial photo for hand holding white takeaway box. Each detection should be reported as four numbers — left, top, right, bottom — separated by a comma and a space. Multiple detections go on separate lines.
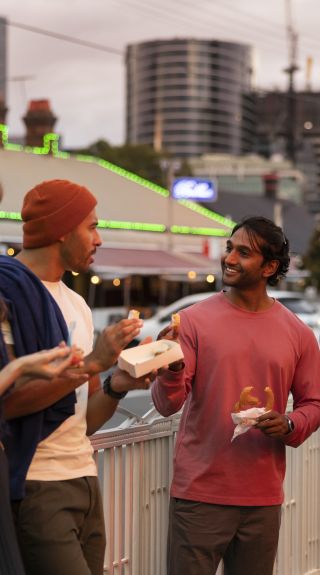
118, 339, 184, 378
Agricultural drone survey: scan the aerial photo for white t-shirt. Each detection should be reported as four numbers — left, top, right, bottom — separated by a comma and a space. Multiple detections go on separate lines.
27, 280, 97, 481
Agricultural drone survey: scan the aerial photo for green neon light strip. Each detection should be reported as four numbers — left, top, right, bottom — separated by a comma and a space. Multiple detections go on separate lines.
98, 220, 166, 232
171, 225, 230, 237
177, 200, 235, 228
0, 211, 22, 220
0, 213, 229, 237
75, 154, 169, 198
0, 124, 235, 230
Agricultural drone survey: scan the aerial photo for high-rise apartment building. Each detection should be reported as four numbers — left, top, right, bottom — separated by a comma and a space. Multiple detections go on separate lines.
126, 38, 255, 158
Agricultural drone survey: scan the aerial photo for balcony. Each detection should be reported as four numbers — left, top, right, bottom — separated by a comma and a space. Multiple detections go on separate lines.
91, 408, 320, 575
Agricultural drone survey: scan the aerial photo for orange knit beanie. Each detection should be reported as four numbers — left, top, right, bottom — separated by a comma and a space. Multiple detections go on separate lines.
22, 179, 97, 248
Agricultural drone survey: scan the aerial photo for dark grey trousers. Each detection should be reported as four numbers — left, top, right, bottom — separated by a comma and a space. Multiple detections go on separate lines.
167, 498, 282, 575
0, 447, 25, 575
13, 476, 106, 575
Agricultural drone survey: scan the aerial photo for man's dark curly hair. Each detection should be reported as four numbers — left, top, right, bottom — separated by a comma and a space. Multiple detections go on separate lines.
231, 216, 290, 286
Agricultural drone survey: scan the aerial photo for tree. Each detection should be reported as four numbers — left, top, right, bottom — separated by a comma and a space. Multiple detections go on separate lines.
302, 227, 320, 289
72, 140, 193, 188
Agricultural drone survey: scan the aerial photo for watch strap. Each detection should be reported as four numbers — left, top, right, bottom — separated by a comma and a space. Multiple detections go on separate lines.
285, 415, 294, 433
103, 375, 128, 400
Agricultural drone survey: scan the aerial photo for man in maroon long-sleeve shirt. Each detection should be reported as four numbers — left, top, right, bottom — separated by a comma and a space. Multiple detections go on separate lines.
152, 216, 320, 575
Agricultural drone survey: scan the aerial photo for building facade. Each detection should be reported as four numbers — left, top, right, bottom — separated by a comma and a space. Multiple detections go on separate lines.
126, 38, 256, 158
189, 153, 304, 204
254, 90, 320, 215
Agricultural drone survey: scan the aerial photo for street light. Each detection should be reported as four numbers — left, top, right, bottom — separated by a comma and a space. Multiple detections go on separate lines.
159, 159, 181, 251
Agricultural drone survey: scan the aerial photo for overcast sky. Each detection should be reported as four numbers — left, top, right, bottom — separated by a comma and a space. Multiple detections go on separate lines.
2, 0, 320, 148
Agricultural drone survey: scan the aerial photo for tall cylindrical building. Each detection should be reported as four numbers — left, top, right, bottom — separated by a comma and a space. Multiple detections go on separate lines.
126, 38, 256, 158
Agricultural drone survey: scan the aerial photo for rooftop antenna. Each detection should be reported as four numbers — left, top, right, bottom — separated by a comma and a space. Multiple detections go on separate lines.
9, 75, 35, 103
306, 56, 313, 91
284, 0, 299, 164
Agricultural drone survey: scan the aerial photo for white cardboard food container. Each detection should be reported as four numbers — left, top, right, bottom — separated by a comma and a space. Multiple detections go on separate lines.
118, 340, 184, 378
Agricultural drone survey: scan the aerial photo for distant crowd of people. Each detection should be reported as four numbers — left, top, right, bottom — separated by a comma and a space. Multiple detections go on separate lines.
0, 178, 319, 575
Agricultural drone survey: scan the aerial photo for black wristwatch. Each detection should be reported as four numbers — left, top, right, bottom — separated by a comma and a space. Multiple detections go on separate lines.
103, 375, 128, 400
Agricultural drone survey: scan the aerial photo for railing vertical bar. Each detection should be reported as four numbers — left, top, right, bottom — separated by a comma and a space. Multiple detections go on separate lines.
124, 444, 133, 575
131, 442, 141, 575
103, 448, 115, 574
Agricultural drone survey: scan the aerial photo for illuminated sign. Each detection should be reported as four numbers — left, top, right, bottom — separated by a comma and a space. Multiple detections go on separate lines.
172, 178, 217, 201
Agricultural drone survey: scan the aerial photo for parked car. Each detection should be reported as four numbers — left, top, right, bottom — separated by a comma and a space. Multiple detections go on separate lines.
137, 292, 215, 342
92, 306, 126, 341
268, 290, 320, 341
137, 290, 320, 343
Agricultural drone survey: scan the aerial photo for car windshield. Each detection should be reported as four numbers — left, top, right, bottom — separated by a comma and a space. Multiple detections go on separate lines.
278, 298, 317, 315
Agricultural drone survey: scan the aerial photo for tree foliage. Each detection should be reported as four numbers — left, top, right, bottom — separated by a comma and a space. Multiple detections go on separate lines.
302, 227, 320, 289
73, 140, 192, 188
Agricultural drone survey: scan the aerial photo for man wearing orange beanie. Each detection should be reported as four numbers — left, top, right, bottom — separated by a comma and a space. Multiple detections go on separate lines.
0, 179, 152, 575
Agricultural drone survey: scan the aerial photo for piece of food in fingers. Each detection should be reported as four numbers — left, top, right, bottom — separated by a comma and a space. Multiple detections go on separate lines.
233, 386, 260, 412
128, 309, 140, 319
171, 313, 180, 336
264, 386, 275, 411
68, 346, 84, 367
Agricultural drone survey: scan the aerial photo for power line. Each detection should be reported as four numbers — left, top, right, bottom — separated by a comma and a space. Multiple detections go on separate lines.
8, 10, 320, 72
114, 0, 288, 54
8, 21, 123, 56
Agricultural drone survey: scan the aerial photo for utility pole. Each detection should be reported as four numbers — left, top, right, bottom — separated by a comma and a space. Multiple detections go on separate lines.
284, 0, 299, 164
9, 75, 35, 104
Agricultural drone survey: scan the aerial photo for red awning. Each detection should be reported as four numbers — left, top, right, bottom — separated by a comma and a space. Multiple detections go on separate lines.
91, 247, 218, 277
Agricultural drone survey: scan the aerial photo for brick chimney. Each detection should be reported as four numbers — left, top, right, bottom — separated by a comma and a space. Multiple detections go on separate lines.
262, 172, 279, 199
23, 99, 57, 147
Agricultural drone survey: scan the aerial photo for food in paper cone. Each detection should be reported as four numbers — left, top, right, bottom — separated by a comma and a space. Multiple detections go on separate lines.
231, 386, 275, 441
264, 386, 275, 411
233, 386, 261, 412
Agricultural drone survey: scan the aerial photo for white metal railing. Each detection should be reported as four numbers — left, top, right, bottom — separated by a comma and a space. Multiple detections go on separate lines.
91, 410, 320, 575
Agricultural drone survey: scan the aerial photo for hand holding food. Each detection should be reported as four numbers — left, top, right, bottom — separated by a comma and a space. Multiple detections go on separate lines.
118, 339, 184, 377
231, 385, 276, 441
85, 317, 143, 374
14, 344, 84, 381
171, 313, 180, 339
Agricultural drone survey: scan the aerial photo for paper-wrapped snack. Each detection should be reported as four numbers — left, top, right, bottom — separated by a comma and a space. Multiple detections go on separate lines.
231, 407, 267, 441
231, 386, 274, 441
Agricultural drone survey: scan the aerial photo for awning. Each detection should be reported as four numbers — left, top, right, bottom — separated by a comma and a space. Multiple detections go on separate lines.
91, 247, 218, 277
